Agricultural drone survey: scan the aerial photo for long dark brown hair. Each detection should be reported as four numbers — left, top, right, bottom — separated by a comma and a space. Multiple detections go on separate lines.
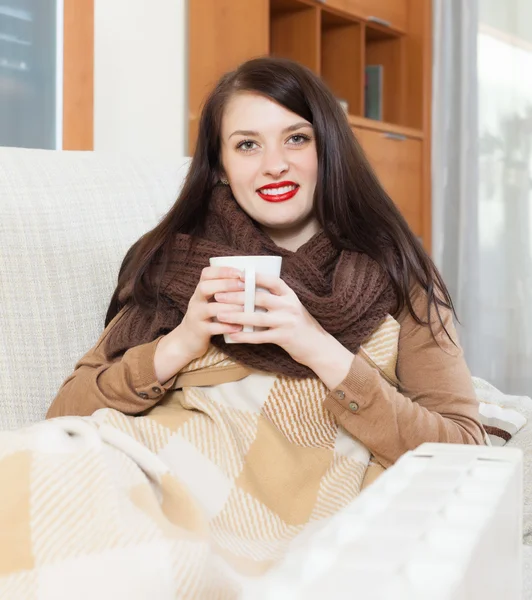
105, 56, 454, 334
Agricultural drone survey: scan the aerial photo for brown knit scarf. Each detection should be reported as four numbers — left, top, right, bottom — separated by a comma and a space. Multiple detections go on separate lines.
106, 185, 397, 378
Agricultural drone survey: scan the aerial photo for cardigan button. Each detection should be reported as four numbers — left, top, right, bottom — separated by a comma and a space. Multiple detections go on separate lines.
348, 401, 359, 413
335, 390, 345, 400
137, 391, 149, 399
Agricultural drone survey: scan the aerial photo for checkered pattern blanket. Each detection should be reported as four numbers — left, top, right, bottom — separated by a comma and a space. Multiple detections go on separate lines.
0, 316, 400, 599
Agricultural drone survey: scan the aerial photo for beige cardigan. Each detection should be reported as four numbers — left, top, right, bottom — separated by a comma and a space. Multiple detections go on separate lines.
46, 289, 485, 467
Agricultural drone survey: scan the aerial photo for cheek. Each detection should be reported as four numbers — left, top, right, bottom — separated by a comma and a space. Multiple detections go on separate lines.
226, 158, 258, 190
297, 149, 318, 180
308, 155, 319, 178
302, 155, 318, 191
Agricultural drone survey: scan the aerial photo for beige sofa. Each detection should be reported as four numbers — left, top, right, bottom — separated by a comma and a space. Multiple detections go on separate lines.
0, 147, 527, 598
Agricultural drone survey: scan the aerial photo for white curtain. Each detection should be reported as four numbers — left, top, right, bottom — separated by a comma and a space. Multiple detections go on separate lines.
433, 0, 532, 395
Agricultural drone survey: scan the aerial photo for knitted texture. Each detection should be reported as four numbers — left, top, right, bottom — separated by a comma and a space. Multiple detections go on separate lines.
106, 185, 397, 378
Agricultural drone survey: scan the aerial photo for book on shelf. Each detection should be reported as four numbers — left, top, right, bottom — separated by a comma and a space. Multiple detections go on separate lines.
365, 65, 383, 121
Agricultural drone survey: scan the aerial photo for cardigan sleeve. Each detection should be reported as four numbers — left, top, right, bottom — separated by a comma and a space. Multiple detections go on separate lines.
46, 307, 177, 419
322, 288, 485, 468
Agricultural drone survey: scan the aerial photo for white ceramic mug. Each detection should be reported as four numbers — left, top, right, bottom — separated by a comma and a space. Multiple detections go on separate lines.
209, 255, 283, 343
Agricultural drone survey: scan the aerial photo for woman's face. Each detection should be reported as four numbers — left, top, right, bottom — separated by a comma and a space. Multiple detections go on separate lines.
220, 92, 319, 251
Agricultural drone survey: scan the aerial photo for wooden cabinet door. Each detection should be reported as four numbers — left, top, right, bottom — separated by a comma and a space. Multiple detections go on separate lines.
188, 0, 269, 153
354, 127, 422, 235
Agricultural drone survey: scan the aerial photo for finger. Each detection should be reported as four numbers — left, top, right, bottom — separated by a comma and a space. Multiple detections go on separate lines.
205, 303, 244, 318
200, 266, 243, 282
207, 322, 243, 336
225, 329, 277, 345
215, 291, 284, 311
213, 291, 246, 305
217, 311, 274, 329
197, 278, 245, 300
254, 291, 285, 311
254, 273, 292, 296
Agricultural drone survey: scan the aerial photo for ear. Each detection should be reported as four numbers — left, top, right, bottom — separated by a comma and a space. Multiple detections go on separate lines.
218, 170, 229, 185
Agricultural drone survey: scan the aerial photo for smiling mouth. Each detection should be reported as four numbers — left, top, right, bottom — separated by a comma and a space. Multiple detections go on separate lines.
257, 184, 300, 202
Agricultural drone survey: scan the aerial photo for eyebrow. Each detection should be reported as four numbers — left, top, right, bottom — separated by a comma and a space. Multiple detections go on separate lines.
228, 121, 313, 139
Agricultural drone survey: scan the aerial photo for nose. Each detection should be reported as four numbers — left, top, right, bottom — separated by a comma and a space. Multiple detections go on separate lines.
261, 145, 289, 179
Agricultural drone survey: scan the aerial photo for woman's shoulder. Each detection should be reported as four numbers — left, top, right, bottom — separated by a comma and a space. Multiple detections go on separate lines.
395, 283, 457, 346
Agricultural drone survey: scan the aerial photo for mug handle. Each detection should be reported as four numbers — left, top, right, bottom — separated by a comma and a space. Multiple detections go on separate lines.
243, 266, 256, 333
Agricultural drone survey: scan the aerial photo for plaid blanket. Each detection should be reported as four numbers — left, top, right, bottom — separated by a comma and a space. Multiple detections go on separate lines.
0, 315, 419, 598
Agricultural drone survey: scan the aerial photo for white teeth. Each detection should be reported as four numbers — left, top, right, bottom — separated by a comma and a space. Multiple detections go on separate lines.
259, 185, 297, 196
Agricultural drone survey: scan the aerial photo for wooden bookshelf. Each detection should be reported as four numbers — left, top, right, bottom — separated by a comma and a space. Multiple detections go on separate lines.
270, 0, 320, 72
321, 9, 364, 116
188, 0, 432, 251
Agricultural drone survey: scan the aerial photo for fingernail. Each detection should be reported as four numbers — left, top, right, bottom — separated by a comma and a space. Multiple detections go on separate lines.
237, 281, 245, 289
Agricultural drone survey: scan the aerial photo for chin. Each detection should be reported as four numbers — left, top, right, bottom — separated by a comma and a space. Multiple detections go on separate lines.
258, 206, 307, 222
259, 217, 307, 232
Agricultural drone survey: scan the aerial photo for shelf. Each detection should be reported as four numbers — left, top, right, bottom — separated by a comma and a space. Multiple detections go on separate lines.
321, 9, 363, 116
270, 0, 315, 13
366, 21, 401, 42
324, 0, 407, 32
348, 115, 423, 140
364, 22, 405, 126
270, 0, 320, 73
357, 0, 408, 33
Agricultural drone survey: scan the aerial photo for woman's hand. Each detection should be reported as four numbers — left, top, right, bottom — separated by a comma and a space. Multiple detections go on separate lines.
153, 267, 245, 382
214, 273, 355, 388
214, 274, 353, 385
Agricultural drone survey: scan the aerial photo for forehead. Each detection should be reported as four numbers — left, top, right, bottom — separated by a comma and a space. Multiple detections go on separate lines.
222, 92, 307, 135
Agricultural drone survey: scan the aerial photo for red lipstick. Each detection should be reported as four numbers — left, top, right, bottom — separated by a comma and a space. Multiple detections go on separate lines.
257, 181, 299, 203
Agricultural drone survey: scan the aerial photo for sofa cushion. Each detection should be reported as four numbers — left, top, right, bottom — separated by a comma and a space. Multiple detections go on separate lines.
0, 148, 190, 430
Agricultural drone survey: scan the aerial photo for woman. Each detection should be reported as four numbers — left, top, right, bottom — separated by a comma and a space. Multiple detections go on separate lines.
47, 56, 484, 466
2, 56, 485, 596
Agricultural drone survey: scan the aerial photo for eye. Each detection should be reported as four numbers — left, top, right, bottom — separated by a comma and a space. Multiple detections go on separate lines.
288, 134, 311, 145
236, 140, 258, 152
